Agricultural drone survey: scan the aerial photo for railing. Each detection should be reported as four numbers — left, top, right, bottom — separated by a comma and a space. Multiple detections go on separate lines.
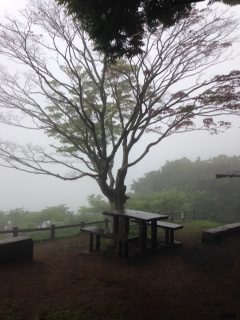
157, 210, 205, 222
159, 210, 233, 223
0, 210, 234, 240
0, 218, 109, 240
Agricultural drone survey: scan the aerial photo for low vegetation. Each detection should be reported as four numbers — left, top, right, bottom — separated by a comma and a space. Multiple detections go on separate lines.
0, 155, 239, 241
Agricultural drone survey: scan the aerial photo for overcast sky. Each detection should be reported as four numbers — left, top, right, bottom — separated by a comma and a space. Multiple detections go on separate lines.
0, 0, 240, 212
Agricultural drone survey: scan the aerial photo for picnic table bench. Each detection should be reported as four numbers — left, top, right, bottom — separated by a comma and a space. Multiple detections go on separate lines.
201, 222, 240, 244
81, 226, 139, 257
147, 221, 183, 247
103, 210, 168, 251
0, 236, 33, 263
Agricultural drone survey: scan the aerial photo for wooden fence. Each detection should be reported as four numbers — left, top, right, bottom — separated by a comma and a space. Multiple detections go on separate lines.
157, 210, 205, 222
0, 218, 109, 240
0, 210, 232, 241
159, 210, 232, 223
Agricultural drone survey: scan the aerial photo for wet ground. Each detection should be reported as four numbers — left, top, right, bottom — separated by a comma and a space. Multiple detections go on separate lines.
0, 233, 240, 319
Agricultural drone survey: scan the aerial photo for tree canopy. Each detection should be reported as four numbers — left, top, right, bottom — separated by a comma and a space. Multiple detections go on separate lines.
56, 0, 240, 59
0, 0, 239, 210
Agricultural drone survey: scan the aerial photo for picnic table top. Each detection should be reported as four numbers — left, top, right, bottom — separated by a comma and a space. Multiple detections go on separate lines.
102, 209, 168, 221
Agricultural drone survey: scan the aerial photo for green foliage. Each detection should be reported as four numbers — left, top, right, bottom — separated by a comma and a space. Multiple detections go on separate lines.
56, 0, 240, 59
0, 205, 75, 230
127, 190, 191, 212
37, 205, 75, 225
7, 208, 37, 228
78, 194, 109, 214
130, 155, 240, 220
77, 194, 110, 222
46, 59, 137, 154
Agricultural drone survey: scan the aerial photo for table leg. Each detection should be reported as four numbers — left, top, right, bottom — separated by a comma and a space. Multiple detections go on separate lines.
120, 216, 129, 234
139, 221, 147, 251
112, 216, 119, 233
124, 217, 129, 234
123, 242, 129, 258
116, 241, 122, 257
165, 229, 170, 245
151, 220, 158, 250
169, 230, 174, 245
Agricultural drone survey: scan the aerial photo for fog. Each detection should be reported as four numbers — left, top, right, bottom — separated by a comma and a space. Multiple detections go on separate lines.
0, 0, 240, 212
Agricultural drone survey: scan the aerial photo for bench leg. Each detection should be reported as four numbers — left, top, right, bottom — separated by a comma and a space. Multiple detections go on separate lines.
139, 221, 147, 251
165, 229, 170, 245
162, 229, 182, 247
89, 234, 94, 251
151, 220, 158, 250
96, 234, 101, 250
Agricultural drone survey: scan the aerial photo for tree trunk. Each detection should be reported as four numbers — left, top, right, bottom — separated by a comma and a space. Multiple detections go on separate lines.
111, 167, 130, 210
110, 185, 129, 211
98, 176, 130, 234
98, 167, 129, 211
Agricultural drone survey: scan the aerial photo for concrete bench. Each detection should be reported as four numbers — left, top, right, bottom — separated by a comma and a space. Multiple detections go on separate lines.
0, 236, 33, 263
80, 226, 138, 257
201, 222, 240, 244
155, 221, 183, 247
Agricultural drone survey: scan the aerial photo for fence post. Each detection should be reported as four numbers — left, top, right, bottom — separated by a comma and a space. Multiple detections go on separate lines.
80, 221, 85, 232
12, 226, 18, 237
50, 224, 55, 239
181, 210, 185, 221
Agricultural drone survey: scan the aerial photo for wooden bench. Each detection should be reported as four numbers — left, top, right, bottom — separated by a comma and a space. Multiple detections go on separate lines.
0, 236, 33, 263
201, 222, 240, 244
80, 226, 138, 257
155, 221, 183, 247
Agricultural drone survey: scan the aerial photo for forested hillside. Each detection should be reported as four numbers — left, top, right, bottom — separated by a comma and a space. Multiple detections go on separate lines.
1, 155, 240, 228
128, 155, 240, 221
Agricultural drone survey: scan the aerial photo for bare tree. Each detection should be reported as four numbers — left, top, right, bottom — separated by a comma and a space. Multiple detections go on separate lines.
0, 0, 239, 210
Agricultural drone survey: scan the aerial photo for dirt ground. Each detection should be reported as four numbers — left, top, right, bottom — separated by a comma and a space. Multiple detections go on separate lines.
0, 232, 240, 320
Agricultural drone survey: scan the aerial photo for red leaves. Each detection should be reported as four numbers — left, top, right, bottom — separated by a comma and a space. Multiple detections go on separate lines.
221, 42, 232, 48
175, 119, 194, 130
198, 74, 240, 105
202, 118, 231, 132
219, 120, 231, 127
214, 70, 240, 82
203, 117, 214, 127
223, 103, 240, 110
171, 91, 188, 100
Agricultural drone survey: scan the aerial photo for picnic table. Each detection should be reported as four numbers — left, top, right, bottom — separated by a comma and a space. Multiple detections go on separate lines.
102, 209, 168, 251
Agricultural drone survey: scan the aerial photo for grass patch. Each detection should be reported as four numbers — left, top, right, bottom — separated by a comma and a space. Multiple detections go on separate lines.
179, 220, 222, 241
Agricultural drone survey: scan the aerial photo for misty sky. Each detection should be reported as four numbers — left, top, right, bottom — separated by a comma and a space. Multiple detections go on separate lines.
0, 0, 240, 212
